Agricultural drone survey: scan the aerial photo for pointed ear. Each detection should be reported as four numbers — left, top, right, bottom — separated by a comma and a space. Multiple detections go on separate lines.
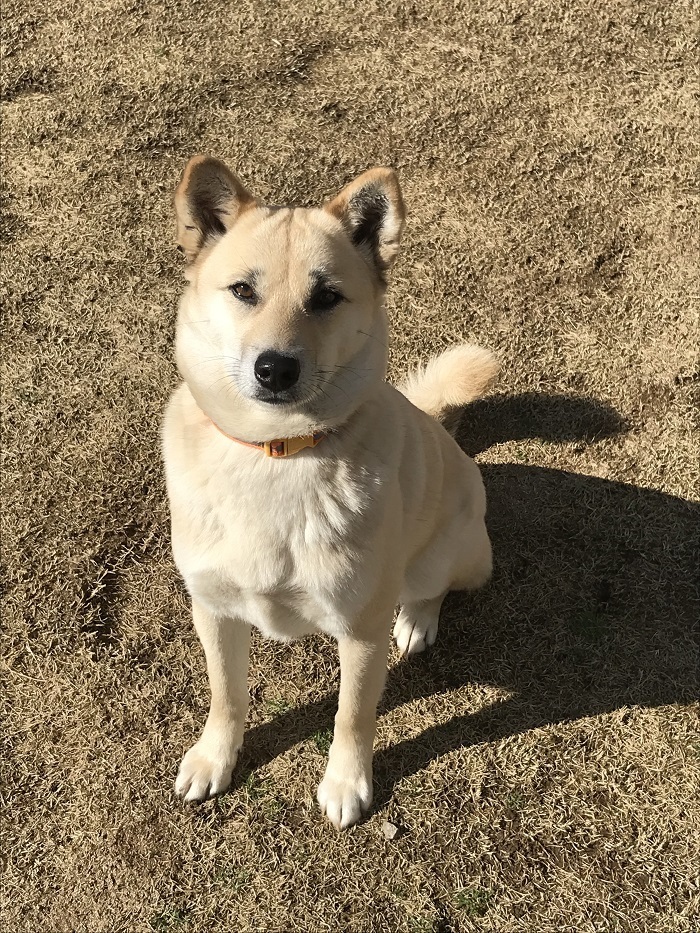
174, 156, 255, 262
324, 168, 405, 278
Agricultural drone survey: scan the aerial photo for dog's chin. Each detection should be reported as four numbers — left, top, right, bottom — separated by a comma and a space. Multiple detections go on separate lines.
241, 372, 373, 430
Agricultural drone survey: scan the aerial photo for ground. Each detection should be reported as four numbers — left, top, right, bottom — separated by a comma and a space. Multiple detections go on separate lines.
1, 1, 699, 931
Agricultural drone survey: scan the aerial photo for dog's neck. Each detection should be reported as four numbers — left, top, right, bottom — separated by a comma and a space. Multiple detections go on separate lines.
206, 415, 327, 457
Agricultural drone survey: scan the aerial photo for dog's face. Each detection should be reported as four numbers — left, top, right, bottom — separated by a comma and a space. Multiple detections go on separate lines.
173, 157, 405, 439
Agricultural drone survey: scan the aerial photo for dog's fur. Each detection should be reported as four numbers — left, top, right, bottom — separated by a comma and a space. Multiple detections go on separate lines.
162, 157, 499, 828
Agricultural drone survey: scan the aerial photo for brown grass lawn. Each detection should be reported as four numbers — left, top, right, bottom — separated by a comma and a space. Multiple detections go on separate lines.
2, 1, 699, 930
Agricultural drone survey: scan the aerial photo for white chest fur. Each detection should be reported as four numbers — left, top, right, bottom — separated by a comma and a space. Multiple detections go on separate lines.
162, 387, 392, 641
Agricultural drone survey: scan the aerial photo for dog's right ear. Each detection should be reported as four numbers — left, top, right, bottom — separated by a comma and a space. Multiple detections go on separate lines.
174, 156, 255, 263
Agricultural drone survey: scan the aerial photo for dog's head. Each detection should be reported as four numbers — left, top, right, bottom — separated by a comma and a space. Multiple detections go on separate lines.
173, 156, 405, 440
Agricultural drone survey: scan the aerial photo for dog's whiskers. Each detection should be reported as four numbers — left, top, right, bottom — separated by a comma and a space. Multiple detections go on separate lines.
356, 329, 388, 350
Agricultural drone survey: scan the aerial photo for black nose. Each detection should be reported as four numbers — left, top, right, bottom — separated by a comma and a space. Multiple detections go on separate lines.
254, 352, 301, 393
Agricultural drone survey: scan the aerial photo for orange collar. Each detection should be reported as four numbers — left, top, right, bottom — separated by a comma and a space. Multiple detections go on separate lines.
208, 417, 326, 458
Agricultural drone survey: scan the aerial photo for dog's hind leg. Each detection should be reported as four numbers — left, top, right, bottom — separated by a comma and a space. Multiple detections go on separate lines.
449, 519, 493, 592
394, 518, 492, 656
393, 593, 446, 656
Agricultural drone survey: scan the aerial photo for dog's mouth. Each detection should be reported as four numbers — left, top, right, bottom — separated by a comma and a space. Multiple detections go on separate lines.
253, 388, 302, 407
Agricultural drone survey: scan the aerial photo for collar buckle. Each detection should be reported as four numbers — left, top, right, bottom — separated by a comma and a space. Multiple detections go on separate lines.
263, 433, 325, 457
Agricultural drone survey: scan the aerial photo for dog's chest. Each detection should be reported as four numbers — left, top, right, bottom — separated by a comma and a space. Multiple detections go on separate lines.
168, 444, 386, 639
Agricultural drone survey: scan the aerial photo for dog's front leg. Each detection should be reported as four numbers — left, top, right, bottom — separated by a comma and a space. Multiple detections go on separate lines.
175, 598, 250, 801
317, 619, 392, 829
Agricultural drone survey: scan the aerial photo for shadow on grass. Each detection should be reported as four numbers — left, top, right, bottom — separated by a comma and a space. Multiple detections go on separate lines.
235, 393, 698, 806
455, 391, 628, 454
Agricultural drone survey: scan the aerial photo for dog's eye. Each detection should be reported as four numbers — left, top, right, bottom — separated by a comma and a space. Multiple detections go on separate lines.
230, 281, 256, 302
310, 287, 343, 313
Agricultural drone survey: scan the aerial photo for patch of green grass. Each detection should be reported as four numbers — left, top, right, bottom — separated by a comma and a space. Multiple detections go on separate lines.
407, 916, 433, 933
311, 728, 333, 755
242, 772, 271, 801
213, 866, 251, 892
454, 887, 494, 917
242, 772, 284, 819
389, 884, 409, 901
260, 794, 284, 819
149, 906, 190, 931
265, 696, 292, 715
505, 790, 525, 810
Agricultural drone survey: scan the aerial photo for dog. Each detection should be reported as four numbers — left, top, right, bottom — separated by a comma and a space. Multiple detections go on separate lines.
162, 156, 498, 828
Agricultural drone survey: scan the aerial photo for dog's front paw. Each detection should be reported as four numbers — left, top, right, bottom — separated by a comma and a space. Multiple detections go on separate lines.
175, 737, 239, 802
317, 758, 372, 829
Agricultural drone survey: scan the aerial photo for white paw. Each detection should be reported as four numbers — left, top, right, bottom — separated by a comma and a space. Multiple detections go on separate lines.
175, 737, 239, 802
393, 605, 439, 656
317, 761, 373, 829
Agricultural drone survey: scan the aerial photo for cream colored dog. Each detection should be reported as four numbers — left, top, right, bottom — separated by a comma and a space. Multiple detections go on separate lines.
162, 157, 498, 828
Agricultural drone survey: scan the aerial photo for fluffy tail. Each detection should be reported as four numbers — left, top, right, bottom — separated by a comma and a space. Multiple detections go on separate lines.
399, 344, 499, 434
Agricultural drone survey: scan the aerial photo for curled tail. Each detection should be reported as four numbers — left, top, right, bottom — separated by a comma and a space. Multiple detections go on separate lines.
399, 344, 499, 435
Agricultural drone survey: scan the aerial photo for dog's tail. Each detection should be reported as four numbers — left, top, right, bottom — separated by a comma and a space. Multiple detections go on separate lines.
399, 344, 499, 435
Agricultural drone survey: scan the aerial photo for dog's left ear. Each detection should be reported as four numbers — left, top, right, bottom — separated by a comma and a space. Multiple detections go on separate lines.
324, 168, 405, 277
175, 155, 255, 263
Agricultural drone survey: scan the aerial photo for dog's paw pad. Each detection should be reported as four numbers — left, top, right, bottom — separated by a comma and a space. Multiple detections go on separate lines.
175, 741, 238, 802
393, 607, 438, 656
317, 770, 372, 829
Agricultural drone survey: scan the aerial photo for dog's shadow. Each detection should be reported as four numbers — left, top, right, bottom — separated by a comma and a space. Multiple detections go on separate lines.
237, 393, 699, 808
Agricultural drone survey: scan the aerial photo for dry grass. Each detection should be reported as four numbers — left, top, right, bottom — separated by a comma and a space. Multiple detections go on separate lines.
2, 1, 699, 930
